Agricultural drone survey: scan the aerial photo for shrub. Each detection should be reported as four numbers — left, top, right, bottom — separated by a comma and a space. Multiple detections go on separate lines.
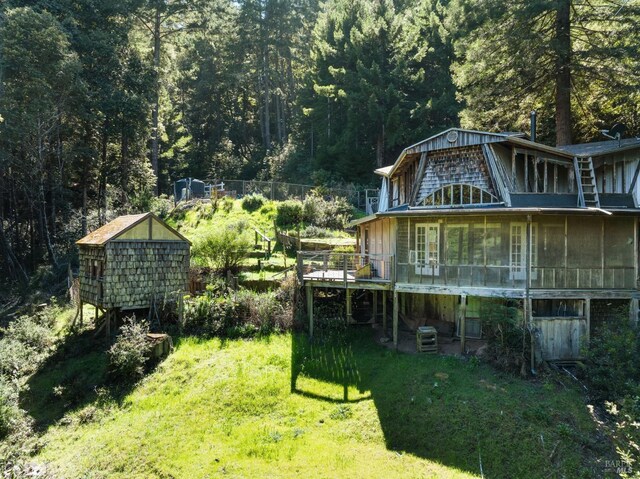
0, 377, 19, 439
302, 194, 352, 230
0, 339, 32, 379
241, 193, 267, 212
107, 318, 152, 382
479, 300, 530, 374
149, 194, 174, 218
192, 222, 253, 274
582, 306, 640, 401
275, 200, 303, 229
221, 196, 234, 214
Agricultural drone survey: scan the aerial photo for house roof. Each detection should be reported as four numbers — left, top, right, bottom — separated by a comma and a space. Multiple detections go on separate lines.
76, 212, 190, 245
555, 138, 640, 157
374, 165, 393, 177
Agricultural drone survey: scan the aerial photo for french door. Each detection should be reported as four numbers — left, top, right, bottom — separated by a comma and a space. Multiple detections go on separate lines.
415, 223, 439, 275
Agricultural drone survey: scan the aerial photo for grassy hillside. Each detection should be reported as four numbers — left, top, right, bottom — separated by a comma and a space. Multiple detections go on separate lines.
31, 329, 611, 479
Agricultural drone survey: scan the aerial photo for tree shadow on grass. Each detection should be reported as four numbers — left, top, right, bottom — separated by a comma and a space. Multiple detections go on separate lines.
21, 329, 138, 431
290, 327, 614, 479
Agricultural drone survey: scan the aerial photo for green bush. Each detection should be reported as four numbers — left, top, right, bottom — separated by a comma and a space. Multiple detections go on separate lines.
192, 222, 253, 274
183, 281, 295, 338
582, 307, 640, 401
479, 300, 529, 374
0, 339, 32, 379
275, 200, 303, 229
221, 196, 234, 214
241, 193, 267, 212
107, 318, 152, 382
302, 194, 352, 230
0, 377, 19, 439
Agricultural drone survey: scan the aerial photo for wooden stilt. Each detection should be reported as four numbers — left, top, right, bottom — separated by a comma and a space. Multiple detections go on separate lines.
306, 284, 314, 338
95, 305, 98, 323
459, 294, 467, 354
79, 301, 83, 327
382, 290, 387, 334
393, 291, 399, 349
106, 310, 111, 339
346, 289, 352, 324
372, 291, 378, 323
629, 298, 637, 326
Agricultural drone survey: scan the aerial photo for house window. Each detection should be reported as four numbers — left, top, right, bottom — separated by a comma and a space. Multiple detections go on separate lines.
413, 223, 439, 275
510, 222, 537, 280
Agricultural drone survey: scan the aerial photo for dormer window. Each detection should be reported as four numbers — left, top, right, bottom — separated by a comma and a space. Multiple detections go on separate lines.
420, 184, 500, 208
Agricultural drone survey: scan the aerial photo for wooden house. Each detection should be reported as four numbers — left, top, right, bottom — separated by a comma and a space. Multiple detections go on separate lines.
76, 213, 190, 317
298, 128, 640, 362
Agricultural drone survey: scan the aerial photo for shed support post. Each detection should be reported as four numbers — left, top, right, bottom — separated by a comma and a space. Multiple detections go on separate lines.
346, 289, 352, 324
79, 301, 83, 327
459, 294, 467, 354
585, 298, 591, 343
372, 291, 378, 323
306, 284, 313, 339
630, 298, 638, 326
382, 290, 387, 334
106, 310, 111, 339
393, 291, 399, 349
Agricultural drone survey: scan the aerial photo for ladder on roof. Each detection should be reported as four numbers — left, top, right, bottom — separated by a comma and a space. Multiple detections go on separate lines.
573, 156, 600, 208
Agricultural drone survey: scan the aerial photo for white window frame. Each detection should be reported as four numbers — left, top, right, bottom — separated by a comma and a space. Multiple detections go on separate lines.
415, 223, 440, 276
510, 222, 537, 280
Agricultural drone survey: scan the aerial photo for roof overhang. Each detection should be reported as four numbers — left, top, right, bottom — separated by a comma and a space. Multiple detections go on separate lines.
376, 206, 640, 217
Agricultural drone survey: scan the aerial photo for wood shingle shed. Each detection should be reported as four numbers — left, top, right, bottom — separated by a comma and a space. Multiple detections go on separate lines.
76, 213, 191, 312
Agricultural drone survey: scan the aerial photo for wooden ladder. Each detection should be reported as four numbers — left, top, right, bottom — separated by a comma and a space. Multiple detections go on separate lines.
573, 156, 600, 208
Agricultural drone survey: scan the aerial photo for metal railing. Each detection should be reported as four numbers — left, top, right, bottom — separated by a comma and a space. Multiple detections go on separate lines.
297, 252, 394, 286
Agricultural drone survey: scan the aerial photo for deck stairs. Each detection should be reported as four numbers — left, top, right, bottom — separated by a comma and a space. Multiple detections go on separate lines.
573, 156, 600, 208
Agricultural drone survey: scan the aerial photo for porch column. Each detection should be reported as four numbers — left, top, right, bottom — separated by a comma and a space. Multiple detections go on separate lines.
459, 294, 467, 354
346, 289, 353, 323
306, 283, 314, 338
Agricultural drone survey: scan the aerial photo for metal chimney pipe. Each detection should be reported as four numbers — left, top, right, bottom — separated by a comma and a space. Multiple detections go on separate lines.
530, 110, 537, 143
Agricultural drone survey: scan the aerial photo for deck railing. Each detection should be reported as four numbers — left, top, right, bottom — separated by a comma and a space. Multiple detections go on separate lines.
297, 251, 394, 286
394, 263, 636, 290
298, 253, 636, 290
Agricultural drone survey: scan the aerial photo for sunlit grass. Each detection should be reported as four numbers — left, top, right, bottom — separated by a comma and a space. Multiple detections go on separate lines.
32, 331, 611, 478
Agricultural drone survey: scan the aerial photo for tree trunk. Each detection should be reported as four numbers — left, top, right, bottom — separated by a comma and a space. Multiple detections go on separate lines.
376, 127, 385, 168
151, 6, 161, 194
98, 119, 109, 226
554, 0, 572, 146
262, 48, 271, 151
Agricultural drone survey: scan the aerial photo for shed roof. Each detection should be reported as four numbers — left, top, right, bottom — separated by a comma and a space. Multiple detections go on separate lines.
76, 212, 190, 246
555, 138, 640, 157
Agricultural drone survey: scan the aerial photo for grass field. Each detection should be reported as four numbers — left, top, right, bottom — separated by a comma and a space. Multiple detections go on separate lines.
28, 327, 613, 479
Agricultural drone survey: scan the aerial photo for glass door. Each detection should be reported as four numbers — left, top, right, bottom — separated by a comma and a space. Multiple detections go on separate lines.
416, 223, 439, 275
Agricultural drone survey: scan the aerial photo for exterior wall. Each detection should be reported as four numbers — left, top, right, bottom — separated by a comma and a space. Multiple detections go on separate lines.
393, 213, 637, 291
102, 241, 190, 309
79, 246, 107, 306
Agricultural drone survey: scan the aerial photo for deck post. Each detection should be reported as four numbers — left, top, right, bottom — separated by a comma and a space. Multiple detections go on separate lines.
459, 294, 467, 354
393, 290, 399, 349
306, 284, 314, 338
629, 298, 638, 326
585, 298, 592, 344
372, 291, 378, 323
79, 301, 83, 326
106, 309, 111, 339
382, 290, 387, 333
346, 289, 352, 324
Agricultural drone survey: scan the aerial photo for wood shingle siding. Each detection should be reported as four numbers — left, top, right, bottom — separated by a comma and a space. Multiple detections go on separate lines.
76, 213, 191, 310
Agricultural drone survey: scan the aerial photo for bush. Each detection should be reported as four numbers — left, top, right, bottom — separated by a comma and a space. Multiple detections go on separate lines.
302, 194, 352, 230
275, 200, 303, 229
221, 196, 234, 214
182, 281, 295, 338
0, 377, 19, 439
582, 307, 640, 401
479, 300, 530, 374
192, 222, 253, 274
107, 318, 152, 382
241, 193, 267, 212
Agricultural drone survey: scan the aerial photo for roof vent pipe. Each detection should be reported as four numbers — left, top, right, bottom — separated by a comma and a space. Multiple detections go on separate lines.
530, 110, 537, 143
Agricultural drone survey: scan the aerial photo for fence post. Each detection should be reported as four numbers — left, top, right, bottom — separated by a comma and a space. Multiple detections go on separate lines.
343, 254, 348, 289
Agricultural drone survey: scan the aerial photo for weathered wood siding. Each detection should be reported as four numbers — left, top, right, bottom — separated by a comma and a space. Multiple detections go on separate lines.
417, 146, 495, 203
101, 241, 190, 309
79, 246, 106, 306
405, 130, 510, 155
534, 318, 587, 361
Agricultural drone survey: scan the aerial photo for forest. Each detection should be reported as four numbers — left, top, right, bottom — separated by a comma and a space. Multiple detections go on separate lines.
0, 0, 639, 284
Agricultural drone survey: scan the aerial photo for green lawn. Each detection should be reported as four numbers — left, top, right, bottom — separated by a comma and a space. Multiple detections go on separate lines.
29, 328, 613, 478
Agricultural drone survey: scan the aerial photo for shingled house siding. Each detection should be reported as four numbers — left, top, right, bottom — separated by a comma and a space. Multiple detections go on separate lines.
417, 146, 494, 202
102, 241, 190, 309
79, 246, 106, 306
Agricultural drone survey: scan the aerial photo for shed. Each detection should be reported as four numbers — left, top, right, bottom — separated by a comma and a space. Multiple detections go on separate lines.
76, 213, 191, 311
